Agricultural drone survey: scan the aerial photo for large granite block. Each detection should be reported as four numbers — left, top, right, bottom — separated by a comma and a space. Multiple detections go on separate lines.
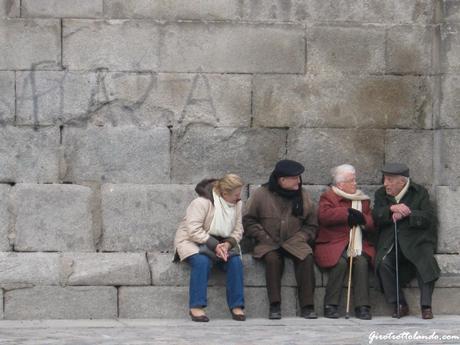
12, 184, 94, 252
437, 186, 460, 254
0, 185, 10, 251
0, 127, 60, 183
104, 0, 241, 20
161, 22, 305, 73
101, 184, 196, 251
22, 0, 103, 18
440, 74, 460, 128
307, 24, 385, 75
385, 130, 433, 186
435, 254, 460, 287
386, 25, 433, 74
253, 75, 433, 129
0, 0, 19, 17
172, 127, 286, 184
63, 19, 160, 71
63, 127, 170, 184
441, 23, 460, 73
4, 286, 117, 319
364, 0, 434, 24
0, 72, 14, 125
444, 0, 460, 22
0, 252, 60, 289
62, 253, 151, 286
287, 128, 384, 185
438, 130, 460, 186
0, 19, 60, 70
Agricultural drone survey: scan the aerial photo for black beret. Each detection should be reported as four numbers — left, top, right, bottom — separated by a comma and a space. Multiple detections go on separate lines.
381, 163, 410, 177
273, 159, 305, 177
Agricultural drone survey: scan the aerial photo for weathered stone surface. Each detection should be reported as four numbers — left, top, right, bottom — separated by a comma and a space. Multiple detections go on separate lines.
63, 127, 170, 184
13, 184, 94, 252
101, 184, 196, 251
253, 75, 433, 129
0, 185, 10, 251
0, 289, 2, 319
63, 253, 151, 286
363, 0, 434, 24
63, 20, 160, 71
172, 127, 286, 184
438, 130, 460, 186
287, 129, 384, 185
435, 254, 460, 287
441, 23, 460, 73
0, 252, 60, 288
0, 19, 60, 70
385, 130, 433, 186
16, 71, 251, 127
307, 25, 385, 75
104, 0, 241, 20
119, 286, 298, 318
22, 0, 103, 18
440, 74, 460, 128
161, 23, 305, 73
0, 127, 60, 183
444, 0, 460, 22
386, 25, 433, 74
0, 72, 14, 125
5, 286, 117, 319
0, 0, 19, 17
437, 186, 460, 253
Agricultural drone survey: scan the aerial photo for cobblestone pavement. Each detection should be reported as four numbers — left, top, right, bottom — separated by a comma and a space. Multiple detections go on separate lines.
0, 316, 459, 345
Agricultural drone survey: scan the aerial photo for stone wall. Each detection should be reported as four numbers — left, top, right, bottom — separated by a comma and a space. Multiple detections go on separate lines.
0, 0, 459, 319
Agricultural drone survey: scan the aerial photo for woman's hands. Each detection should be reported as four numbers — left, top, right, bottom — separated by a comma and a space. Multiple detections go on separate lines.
215, 242, 231, 262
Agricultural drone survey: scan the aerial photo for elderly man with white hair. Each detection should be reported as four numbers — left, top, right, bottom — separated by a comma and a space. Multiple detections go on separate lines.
315, 164, 376, 320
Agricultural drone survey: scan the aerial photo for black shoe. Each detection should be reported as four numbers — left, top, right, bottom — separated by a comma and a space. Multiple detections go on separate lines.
392, 304, 409, 318
355, 306, 372, 320
324, 305, 340, 319
301, 305, 318, 319
189, 310, 209, 322
269, 303, 281, 320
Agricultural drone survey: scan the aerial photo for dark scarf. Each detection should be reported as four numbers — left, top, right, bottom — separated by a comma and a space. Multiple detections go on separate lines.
265, 172, 304, 217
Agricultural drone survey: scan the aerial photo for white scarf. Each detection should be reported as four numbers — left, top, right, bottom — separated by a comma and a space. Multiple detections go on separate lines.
209, 190, 237, 238
394, 178, 410, 203
331, 186, 370, 257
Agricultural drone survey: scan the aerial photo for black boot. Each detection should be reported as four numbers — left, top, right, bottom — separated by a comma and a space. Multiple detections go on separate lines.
355, 305, 372, 320
269, 303, 281, 320
301, 305, 318, 319
324, 305, 340, 319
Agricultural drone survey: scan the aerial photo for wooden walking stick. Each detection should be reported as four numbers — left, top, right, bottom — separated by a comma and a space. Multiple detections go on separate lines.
394, 220, 401, 319
345, 225, 357, 319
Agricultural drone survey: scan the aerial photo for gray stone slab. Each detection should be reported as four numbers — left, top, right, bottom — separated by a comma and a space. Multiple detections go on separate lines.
438, 130, 460, 186
12, 184, 94, 252
0, 288, 2, 319
22, 0, 103, 18
363, 0, 434, 24
0, 72, 14, 125
386, 25, 433, 74
287, 128, 384, 185
104, 0, 241, 20
441, 23, 460, 73
4, 286, 117, 319
435, 254, 460, 287
172, 127, 286, 184
444, 0, 460, 22
307, 24, 385, 75
17, 71, 251, 127
440, 74, 460, 128
0, 19, 60, 70
253, 75, 433, 129
0, 252, 60, 289
63, 19, 160, 71
0, 0, 19, 17
63, 127, 170, 184
101, 184, 196, 251
437, 186, 460, 254
160, 22, 305, 73
0, 185, 10, 251
0, 127, 60, 183
62, 252, 151, 286
385, 130, 433, 186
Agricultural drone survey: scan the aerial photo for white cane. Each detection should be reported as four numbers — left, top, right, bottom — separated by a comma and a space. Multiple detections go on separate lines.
345, 226, 356, 319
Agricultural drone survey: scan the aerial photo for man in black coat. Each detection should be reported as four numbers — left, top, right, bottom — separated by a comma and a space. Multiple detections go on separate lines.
373, 163, 440, 319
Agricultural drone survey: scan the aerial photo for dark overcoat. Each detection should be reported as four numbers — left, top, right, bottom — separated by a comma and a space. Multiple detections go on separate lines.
373, 182, 440, 287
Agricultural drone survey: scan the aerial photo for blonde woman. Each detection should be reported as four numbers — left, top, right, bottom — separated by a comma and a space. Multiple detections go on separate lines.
174, 174, 245, 322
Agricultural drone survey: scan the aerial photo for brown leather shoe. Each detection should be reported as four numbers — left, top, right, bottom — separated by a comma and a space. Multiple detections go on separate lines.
392, 304, 409, 318
422, 307, 433, 319
230, 308, 246, 321
189, 309, 209, 322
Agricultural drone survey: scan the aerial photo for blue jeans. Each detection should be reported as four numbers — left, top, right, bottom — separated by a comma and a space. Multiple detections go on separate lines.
186, 253, 245, 309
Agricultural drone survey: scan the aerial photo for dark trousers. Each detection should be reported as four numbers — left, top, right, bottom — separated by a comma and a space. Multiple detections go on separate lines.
263, 249, 315, 308
325, 253, 370, 307
378, 246, 434, 307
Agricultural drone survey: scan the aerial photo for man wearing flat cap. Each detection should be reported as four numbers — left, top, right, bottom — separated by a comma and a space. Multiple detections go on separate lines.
373, 163, 440, 319
243, 159, 318, 319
